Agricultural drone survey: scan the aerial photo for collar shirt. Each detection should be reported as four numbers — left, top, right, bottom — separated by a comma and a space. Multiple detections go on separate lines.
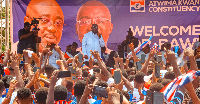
82, 31, 105, 61
49, 48, 60, 69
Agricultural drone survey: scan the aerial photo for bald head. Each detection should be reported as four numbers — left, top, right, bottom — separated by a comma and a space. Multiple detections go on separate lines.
26, 0, 63, 19
76, 1, 113, 43
76, 1, 111, 21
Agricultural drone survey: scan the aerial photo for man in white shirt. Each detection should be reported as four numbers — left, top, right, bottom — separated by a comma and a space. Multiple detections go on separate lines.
82, 24, 105, 65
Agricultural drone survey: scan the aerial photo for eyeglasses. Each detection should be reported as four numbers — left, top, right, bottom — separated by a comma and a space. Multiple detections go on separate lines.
77, 18, 111, 26
39, 17, 63, 29
25, 16, 64, 29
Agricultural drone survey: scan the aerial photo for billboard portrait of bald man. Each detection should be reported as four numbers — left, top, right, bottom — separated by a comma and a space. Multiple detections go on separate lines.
76, 0, 113, 53
24, 0, 64, 52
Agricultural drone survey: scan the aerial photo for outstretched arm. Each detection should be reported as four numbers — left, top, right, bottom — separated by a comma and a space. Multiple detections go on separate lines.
12, 54, 24, 89
140, 50, 156, 75
91, 50, 112, 81
46, 70, 59, 104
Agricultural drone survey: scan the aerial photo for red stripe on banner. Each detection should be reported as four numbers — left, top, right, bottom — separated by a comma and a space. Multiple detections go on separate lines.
175, 78, 182, 85
131, 1, 144, 5
168, 89, 176, 102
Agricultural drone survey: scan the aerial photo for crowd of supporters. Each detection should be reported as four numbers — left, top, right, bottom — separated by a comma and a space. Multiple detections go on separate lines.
0, 35, 200, 104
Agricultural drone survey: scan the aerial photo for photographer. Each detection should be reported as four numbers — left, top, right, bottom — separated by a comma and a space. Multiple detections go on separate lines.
17, 22, 36, 56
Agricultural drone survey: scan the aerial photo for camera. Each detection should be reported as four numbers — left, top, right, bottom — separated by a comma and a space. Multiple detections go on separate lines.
31, 18, 39, 25
31, 18, 41, 31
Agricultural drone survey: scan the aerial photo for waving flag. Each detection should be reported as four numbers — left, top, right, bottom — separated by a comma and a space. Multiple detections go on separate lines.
127, 36, 153, 59
54, 100, 69, 104
160, 70, 200, 103
152, 43, 159, 50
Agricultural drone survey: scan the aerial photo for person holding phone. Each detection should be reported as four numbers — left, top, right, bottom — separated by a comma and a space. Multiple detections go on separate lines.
45, 43, 61, 69
82, 24, 105, 66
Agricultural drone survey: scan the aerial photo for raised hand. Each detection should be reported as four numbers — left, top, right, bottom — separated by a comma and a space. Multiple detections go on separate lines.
7, 79, 18, 96
89, 55, 94, 68
50, 70, 59, 86
23, 50, 29, 57
90, 50, 100, 59
84, 55, 88, 59
149, 49, 156, 58
113, 55, 119, 63
54, 45, 61, 53
114, 80, 124, 91
56, 60, 63, 66
118, 57, 123, 63
107, 87, 120, 104
11, 54, 19, 69
32, 53, 40, 67
83, 78, 94, 96
184, 48, 194, 58
164, 47, 177, 63
42, 47, 50, 54
76, 67, 82, 77
9, 79, 17, 91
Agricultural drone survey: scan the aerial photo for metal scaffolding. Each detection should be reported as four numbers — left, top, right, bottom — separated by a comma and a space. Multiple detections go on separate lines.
0, 0, 9, 53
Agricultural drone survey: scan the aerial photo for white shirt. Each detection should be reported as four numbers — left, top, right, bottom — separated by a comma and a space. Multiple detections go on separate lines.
107, 78, 114, 85
82, 31, 105, 61
9, 92, 17, 104
160, 70, 168, 78
48, 48, 60, 69
0, 97, 2, 104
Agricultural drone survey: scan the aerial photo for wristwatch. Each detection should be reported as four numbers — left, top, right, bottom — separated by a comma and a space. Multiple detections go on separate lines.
6, 95, 11, 99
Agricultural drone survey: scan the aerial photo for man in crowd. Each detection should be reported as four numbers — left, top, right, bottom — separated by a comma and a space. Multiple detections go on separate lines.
76, 0, 113, 53
101, 46, 109, 64
66, 42, 81, 58
17, 22, 37, 57
24, 0, 64, 52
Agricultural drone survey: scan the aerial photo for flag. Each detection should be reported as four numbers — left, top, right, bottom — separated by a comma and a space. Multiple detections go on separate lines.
160, 70, 200, 103
152, 43, 159, 50
127, 36, 153, 59
54, 100, 69, 104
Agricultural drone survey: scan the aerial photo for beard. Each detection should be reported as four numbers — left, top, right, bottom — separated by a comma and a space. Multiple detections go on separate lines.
92, 29, 98, 34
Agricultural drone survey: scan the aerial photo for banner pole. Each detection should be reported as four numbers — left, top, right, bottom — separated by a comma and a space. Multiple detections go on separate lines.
5, 0, 9, 49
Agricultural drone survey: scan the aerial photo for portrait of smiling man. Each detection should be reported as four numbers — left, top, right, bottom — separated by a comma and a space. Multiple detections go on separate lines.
24, 0, 64, 52
76, 0, 113, 53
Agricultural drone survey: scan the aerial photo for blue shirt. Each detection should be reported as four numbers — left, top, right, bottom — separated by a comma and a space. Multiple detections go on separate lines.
82, 31, 105, 61
70, 97, 77, 104
92, 100, 102, 104
66, 92, 75, 101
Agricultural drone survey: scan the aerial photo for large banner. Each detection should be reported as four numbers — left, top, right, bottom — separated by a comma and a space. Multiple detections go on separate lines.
11, 0, 200, 53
